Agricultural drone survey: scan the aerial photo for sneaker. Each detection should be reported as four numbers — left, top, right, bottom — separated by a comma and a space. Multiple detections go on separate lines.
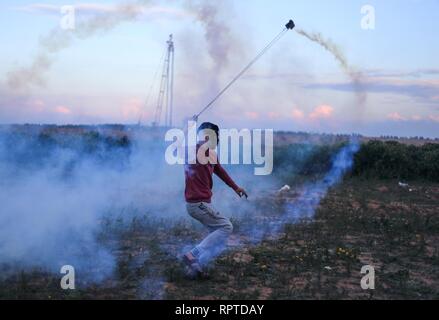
183, 252, 209, 279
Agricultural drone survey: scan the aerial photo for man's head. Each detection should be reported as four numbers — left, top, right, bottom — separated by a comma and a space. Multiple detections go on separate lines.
198, 122, 219, 145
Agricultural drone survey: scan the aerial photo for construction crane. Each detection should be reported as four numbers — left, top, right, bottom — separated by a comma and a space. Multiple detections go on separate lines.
152, 34, 175, 127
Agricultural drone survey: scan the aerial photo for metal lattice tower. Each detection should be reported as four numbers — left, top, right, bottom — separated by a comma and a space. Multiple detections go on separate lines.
153, 34, 174, 127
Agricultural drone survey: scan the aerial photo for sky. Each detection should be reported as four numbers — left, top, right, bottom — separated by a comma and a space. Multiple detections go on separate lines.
0, 0, 438, 138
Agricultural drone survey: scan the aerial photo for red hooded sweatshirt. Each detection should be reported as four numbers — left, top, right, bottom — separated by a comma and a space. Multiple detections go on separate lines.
184, 145, 239, 203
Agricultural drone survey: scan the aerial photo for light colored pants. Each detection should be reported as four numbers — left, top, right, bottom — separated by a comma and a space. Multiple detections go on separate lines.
186, 202, 233, 264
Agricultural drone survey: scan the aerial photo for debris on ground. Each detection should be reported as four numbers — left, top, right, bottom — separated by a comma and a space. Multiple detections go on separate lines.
399, 182, 409, 188
277, 185, 291, 195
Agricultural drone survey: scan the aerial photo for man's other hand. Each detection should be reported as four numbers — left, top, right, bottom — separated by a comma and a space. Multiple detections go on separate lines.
235, 187, 248, 199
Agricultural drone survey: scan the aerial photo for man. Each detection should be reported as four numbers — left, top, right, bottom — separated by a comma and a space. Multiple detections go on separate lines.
183, 122, 248, 278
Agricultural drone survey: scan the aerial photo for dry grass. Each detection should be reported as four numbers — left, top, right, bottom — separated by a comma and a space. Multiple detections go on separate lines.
1, 178, 438, 300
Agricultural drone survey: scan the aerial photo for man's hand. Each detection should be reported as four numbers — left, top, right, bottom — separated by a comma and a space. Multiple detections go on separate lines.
235, 187, 248, 199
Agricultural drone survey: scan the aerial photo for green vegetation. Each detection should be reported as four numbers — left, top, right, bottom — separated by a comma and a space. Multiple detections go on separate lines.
2, 125, 438, 182
273, 143, 343, 184
353, 141, 439, 182
274, 140, 439, 183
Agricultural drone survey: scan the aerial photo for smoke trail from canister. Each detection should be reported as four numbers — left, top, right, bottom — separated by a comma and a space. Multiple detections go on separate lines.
236, 140, 360, 245
188, 138, 361, 268
295, 29, 366, 106
185, 0, 233, 73
7, 1, 148, 90
6, 0, 238, 92
283, 140, 360, 222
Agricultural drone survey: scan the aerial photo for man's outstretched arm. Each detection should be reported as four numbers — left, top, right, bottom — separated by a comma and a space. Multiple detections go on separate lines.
214, 162, 248, 198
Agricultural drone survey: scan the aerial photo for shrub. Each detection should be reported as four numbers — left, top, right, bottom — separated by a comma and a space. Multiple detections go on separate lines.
353, 141, 439, 181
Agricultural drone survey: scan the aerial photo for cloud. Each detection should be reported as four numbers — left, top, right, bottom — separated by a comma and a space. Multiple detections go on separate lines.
291, 108, 305, 120
27, 99, 46, 112
411, 115, 423, 121
242, 72, 314, 82
365, 68, 439, 78
245, 67, 438, 106
309, 105, 334, 120
122, 98, 144, 120
304, 77, 439, 104
267, 111, 281, 120
386, 112, 439, 123
387, 112, 406, 121
55, 106, 72, 114
245, 111, 259, 120
15, 3, 191, 19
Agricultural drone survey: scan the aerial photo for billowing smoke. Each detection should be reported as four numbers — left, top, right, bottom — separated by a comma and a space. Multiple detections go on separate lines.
7, 0, 238, 94
283, 141, 359, 221
185, 0, 233, 73
6, 54, 52, 89
7, 1, 149, 90
0, 123, 359, 277
0, 127, 185, 283
176, 0, 242, 112
1, 2, 364, 294
0, 166, 117, 282
295, 29, 366, 106
212, 140, 360, 253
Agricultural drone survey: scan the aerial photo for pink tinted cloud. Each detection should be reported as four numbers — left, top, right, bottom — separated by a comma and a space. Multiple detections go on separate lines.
268, 111, 281, 119
122, 98, 143, 120
387, 112, 406, 121
291, 108, 305, 120
55, 106, 72, 114
387, 113, 439, 123
245, 111, 259, 120
27, 99, 46, 112
309, 105, 334, 120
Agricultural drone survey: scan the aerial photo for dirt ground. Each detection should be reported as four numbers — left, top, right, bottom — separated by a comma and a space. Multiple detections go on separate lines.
1, 178, 438, 300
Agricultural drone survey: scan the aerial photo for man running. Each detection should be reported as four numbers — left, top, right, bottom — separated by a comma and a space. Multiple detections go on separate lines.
183, 122, 248, 278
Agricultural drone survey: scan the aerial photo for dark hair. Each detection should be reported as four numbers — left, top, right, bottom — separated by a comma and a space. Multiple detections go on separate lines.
198, 122, 219, 142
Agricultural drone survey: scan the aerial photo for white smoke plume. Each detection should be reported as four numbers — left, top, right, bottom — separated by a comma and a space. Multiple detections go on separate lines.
0, 127, 185, 282
184, 0, 234, 73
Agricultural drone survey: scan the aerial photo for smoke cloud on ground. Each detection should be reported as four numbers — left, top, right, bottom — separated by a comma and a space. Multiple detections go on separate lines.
1, 2, 363, 293
199, 139, 360, 265
0, 127, 185, 282
0, 125, 359, 289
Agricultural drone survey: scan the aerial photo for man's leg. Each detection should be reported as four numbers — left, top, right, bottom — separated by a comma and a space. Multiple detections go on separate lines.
186, 202, 233, 265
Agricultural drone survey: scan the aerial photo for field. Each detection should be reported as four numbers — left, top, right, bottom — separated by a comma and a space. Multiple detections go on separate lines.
0, 125, 438, 300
